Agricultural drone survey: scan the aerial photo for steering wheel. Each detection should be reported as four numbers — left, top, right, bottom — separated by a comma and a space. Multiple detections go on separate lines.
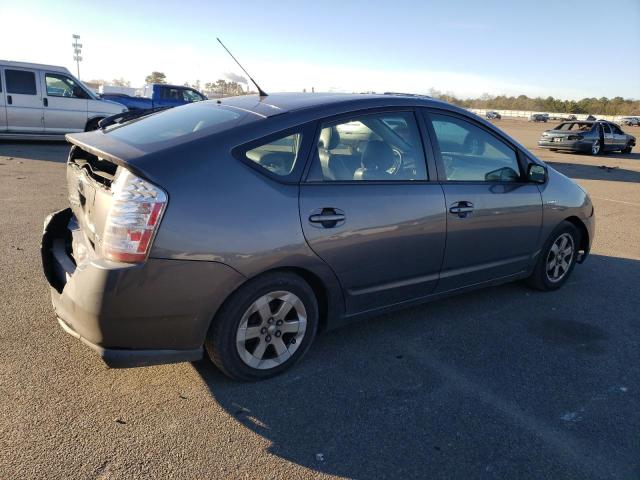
388, 148, 403, 175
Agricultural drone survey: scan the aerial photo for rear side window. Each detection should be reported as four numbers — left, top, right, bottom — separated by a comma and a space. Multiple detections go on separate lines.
160, 87, 182, 100
5, 69, 37, 95
429, 113, 521, 182
106, 103, 244, 147
245, 133, 303, 177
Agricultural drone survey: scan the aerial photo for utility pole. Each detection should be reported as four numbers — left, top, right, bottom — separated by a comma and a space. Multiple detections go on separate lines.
72, 34, 83, 79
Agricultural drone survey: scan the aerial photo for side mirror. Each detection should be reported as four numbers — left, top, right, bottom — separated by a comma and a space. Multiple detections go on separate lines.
73, 86, 87, 99
527, 164, 547, 184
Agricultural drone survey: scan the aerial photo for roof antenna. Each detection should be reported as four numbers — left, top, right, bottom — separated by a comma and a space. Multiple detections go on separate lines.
217, 38, 268, 97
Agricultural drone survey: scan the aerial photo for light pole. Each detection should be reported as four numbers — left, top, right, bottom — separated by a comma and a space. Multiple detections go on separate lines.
72, 34, 82, 79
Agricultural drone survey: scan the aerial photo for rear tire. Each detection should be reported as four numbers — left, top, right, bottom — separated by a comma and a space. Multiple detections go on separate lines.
526, 221, 580, 291
590, 139, 602, 155
205, 272, 318, 381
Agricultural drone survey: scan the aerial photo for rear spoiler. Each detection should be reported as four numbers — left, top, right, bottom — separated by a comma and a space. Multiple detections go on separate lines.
98, 106, 173, 129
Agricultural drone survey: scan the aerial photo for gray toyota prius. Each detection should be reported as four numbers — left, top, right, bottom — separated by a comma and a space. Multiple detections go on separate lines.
41, 93, 595, 381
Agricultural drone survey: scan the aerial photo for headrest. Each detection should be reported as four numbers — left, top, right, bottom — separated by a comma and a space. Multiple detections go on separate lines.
318, 126, 341, 150
361, 141, 395, 171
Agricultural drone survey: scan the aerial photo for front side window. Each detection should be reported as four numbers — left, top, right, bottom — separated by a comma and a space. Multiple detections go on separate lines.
5, 69, 37, 95
429, 113, 521, 182
183, 89, 204, 103
45, 73, 88, 98
309, 111, 427, 181
245, 133, 302, 177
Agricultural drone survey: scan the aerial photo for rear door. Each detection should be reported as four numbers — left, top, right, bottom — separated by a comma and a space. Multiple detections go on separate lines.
423, 109, 543, 293
42, 72, 89, 133
299, 109, 447, 314
3, 68, 44, 132
610, 123, 628, 150
0, 72, 6, 131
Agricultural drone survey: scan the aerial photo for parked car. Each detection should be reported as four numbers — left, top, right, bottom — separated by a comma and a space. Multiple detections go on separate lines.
42, 93, 595, 380
486, 111, 501, 119
0, 60, 126, 139
539, 120, 635, 155
550, 114, 577, 121
529, 113, 548, 122
619, 116, 640, 126
101, 83, 207, 111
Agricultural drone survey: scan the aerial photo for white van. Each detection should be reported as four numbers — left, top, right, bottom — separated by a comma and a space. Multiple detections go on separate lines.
0, 60, 126, 140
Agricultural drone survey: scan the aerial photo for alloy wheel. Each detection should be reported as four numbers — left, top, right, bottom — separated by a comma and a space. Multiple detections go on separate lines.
546, 233, 574, 283
592, 140, 601, 155
236, 291, 307, 370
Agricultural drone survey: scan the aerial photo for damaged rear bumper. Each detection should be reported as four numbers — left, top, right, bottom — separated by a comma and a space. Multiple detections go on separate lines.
41, 208, 245, 368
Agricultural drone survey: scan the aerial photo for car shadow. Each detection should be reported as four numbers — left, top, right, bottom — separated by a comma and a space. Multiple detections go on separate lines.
547, 161, 640, 183
192, 254, 640, 479
0, 141, 69, 163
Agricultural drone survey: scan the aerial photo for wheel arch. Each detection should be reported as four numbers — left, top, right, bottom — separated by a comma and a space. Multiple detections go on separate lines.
208, 265, 337, 336
261, 266, 332, 333
563, 215, 590, 260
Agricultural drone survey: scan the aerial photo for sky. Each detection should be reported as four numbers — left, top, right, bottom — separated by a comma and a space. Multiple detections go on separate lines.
1, 0, 639, 100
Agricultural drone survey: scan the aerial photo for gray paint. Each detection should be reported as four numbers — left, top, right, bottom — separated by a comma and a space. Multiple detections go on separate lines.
43, 93, 595, 366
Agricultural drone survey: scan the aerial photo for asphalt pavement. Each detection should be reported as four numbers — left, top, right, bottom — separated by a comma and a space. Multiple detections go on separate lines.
0, 120, 639, 479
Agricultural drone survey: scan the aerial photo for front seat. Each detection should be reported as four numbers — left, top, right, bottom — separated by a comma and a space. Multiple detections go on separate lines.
318, 127, 351, 180
353, 141, 395, 180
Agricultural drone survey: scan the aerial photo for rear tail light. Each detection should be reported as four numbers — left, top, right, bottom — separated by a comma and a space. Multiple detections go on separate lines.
567, 134, 583, 140
102, 168, 167, 263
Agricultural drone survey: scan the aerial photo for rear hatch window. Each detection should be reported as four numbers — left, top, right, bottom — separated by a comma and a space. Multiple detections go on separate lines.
105, 101, 249, 149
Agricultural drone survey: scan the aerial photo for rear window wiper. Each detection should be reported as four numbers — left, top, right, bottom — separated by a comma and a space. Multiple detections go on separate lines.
98, 106, 173, 130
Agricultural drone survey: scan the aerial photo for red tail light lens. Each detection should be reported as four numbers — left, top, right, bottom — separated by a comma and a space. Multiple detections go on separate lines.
102, 168, 167, 263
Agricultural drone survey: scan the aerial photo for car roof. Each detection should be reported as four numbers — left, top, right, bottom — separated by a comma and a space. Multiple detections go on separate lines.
212, 92, 451, 118
0, 60, 71, 74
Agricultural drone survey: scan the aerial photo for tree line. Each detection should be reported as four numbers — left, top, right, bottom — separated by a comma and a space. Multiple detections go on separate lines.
94, 73, 640, 115
428, 89, 640, 116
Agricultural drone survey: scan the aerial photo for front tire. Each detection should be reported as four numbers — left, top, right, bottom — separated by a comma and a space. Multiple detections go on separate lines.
621, 144, 632, 154
526, 221, 580, 291
205, 272, 319, 381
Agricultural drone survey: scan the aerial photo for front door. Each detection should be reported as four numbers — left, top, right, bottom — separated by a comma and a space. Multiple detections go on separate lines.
423, 110, 543, 293
300, 110, 446, 314
3, 68, 44, 132
42, 72, 89, 133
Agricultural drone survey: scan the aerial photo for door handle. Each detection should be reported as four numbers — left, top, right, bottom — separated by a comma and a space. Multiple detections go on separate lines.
7, 95, 12, 105
309, 214, 345, 223
43, 98, 48, 107
449, 201, 474, 217
309, 208, 345, 228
